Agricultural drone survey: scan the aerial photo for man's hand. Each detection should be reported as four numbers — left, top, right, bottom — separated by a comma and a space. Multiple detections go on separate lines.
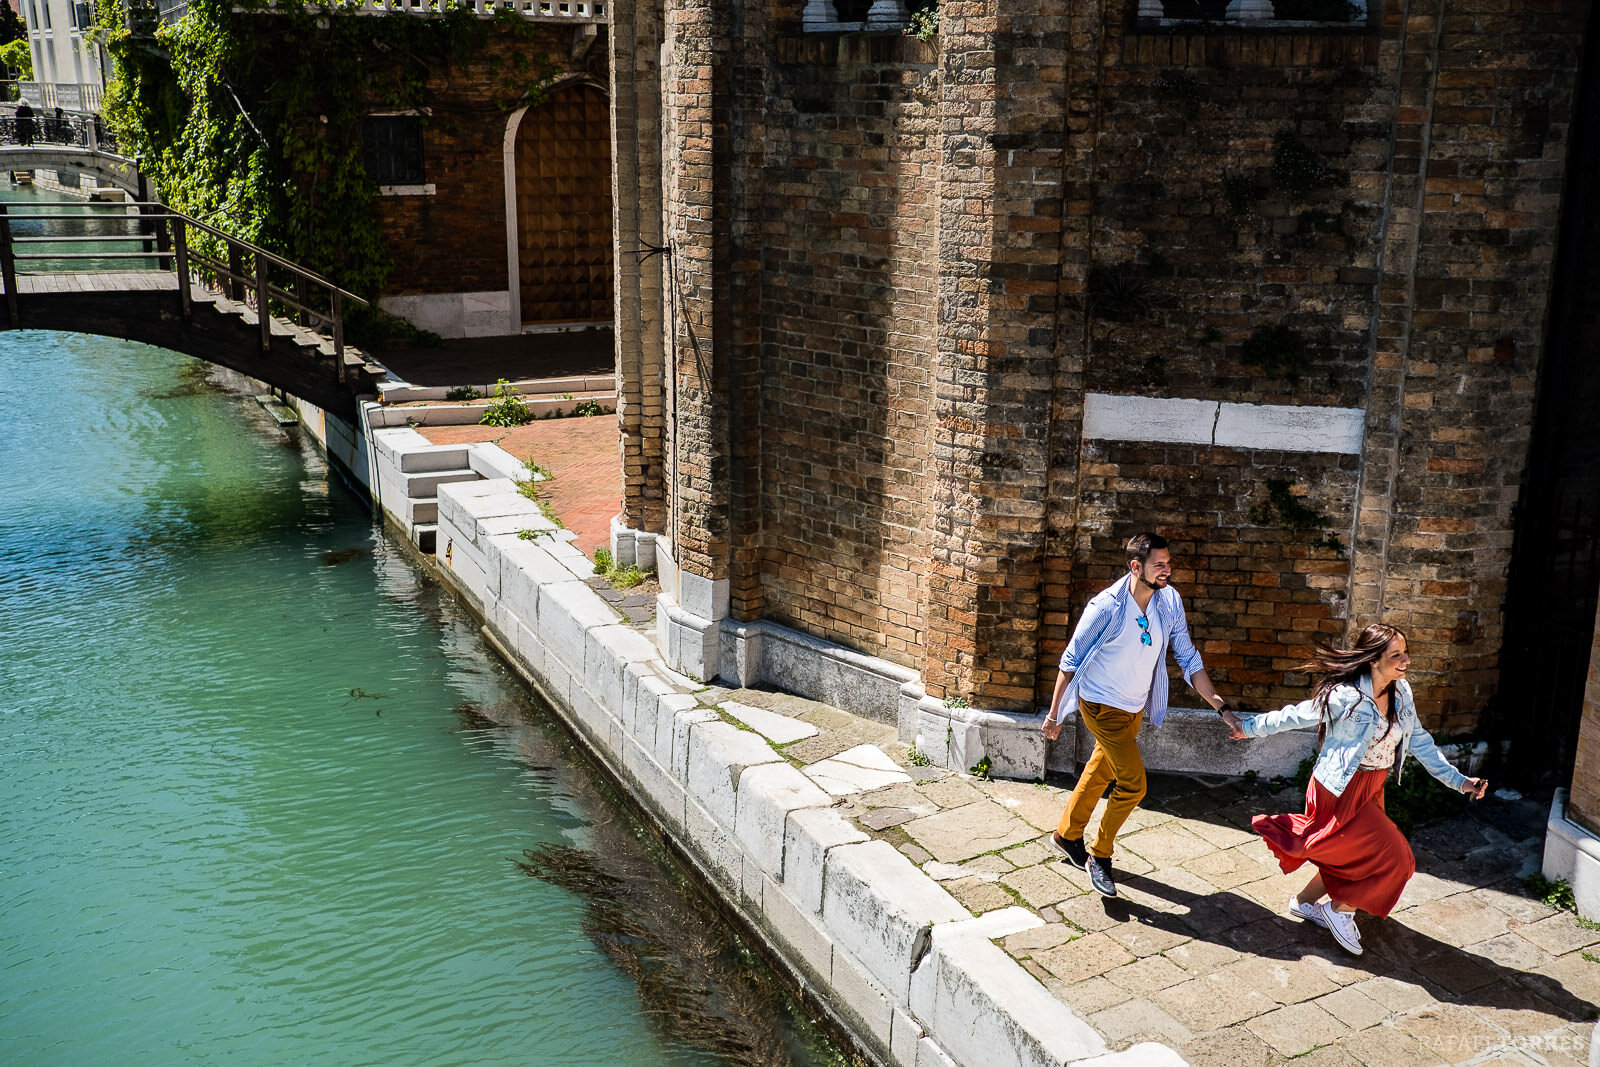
1041, 715, 1064, 742
1220, 709, 1246, 741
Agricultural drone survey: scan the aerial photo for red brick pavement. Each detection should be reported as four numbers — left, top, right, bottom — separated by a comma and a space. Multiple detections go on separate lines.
418, 415, 621, 560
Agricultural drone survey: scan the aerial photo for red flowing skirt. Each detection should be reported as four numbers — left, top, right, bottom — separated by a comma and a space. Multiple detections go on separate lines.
1251, 767, 1414, 917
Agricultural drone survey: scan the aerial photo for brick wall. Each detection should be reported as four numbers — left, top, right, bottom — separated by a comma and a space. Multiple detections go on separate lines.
750, 34, 939, 665
627, 0, 1588, 734
369, 26, 607, 297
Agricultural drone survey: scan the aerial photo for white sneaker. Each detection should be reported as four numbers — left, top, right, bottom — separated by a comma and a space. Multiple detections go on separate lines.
1315, 901, 1363, 956
1288, 896, 1329, 929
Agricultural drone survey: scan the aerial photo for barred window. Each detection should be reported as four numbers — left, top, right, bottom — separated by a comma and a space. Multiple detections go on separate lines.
362, 115, 425, 187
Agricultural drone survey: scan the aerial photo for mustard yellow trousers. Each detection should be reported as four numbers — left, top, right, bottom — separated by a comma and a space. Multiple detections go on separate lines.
1055, 699, 1147, 859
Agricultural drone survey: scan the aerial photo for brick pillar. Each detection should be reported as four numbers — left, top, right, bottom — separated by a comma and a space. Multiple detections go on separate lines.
922, 1, 1067, 711
654, 0, 733, 679
611, 0, 669, 564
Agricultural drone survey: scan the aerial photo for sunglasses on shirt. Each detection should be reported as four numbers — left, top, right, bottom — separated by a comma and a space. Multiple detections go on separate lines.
1137, 614, 1151, 645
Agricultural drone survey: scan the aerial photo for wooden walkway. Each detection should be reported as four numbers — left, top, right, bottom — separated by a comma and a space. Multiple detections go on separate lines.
11, 271, 178, 294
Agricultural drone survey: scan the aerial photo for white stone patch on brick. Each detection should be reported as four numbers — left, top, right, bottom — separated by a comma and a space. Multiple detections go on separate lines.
720, 700, 820, 744
686, 720, 784, 829
1084, 391, 1366, 454
908, 906, 1105, 1067
804, 744, 913, 795
784, 807, 870, 915
821, 840, 969, 1000
735, 762, 835, 877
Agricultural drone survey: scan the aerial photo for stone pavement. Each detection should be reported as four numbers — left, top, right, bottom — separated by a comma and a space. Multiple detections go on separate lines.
680, 685, 1599, 1067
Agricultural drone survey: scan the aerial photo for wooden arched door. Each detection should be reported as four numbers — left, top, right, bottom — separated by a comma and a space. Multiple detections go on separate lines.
514, 84, 614, 326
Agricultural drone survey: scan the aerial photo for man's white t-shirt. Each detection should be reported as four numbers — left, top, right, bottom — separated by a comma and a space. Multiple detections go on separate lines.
1078, 602, 1164, 714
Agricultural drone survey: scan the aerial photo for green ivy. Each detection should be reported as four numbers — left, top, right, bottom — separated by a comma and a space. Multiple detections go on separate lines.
99, 0, 561, 302
1250, 478, 1346, 556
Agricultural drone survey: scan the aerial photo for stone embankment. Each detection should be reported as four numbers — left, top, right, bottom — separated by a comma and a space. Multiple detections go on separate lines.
366, 422, 1173, 1067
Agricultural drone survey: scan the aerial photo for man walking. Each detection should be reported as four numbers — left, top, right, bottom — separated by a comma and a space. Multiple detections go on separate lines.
1041, 533, 1231, 896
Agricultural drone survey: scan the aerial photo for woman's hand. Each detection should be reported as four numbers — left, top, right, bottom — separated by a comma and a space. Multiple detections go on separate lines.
1221, 709, 1246, 741
1462, 777, 1488, 800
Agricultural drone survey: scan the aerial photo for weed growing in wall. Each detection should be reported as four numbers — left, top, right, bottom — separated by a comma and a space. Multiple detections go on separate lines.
1250, 478, 1346, 556
481, 379, 532, 427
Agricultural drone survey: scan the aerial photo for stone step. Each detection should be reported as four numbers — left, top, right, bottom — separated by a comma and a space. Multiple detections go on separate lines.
411, 523, 437, 554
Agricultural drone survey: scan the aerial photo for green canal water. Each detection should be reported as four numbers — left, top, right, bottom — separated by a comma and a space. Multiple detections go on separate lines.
0, 325, 841, 1066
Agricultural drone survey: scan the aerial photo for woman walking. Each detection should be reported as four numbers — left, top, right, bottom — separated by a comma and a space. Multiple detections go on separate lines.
1220, 624, 1488, 956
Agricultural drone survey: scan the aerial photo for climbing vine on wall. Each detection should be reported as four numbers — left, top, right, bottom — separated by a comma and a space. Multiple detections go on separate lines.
98, 0, 560, 303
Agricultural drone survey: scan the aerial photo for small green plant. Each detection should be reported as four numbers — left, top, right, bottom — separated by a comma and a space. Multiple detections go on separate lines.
516, 528, 543, 541
907, 746, 932, 767
573, 398, 604, 417
1250, 478, 1347, 556
944, 696, 969, 709
1525, 873, 1578, 912
611, 565, 647, 590
1582, 951, 1600, 965
480, 378, 532, 427
904, 0, 939, 42
445, 386, 481, 402
968, 755, 992, 781
593, 547, 614, 575
525, 459, 552, 481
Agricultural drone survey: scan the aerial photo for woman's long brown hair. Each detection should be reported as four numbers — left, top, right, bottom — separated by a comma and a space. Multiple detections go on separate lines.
1304, 622, 1406, 744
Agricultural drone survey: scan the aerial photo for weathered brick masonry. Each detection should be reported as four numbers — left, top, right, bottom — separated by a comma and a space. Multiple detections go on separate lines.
624, 0, 1588, 735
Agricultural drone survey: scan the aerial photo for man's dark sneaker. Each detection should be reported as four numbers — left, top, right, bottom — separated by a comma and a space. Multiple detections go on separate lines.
1048, 832, 1089, 869
1087, 855, 1118, 897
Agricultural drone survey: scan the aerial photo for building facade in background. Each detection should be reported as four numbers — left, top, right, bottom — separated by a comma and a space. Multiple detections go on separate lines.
17, 0, 103, 112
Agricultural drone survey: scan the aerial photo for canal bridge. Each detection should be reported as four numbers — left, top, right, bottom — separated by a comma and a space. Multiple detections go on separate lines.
1, 113, 145, 198
0, 195, 381, 418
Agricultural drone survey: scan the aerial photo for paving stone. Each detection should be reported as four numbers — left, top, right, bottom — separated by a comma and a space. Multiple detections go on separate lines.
1182, 846, 1276, 890
1244, 1001, 1350, 1057
861, 807, 915, 830
942, 876, 1017, 916
1469, 930, 1553, 971
1176, 1025, 1277, 1067
1048, 974, 1135, 1016
1314, 985, 1392, 1031
1103, 918, 1192, 958
983, 778, 1071, 831
1087, 997, 1194, 1048
1116, 805, 1177, 833
857, 782, 939, 812
999, 863, 1079, 909
1525, 951, 1600, 1014
1516, 913, 1600, 956
1162, 938, 1242, 976
1003, 922, 1079, 957
1290, 1041, 1369, 1067
1469, 981, 1581, 1046
1350, 974, 1439, 1014
1407, 944, 1501, 996
1182, 818, 1259, 850
959, 853, 1014, 877
719, 699, 819, 744
1220, 953, 1341, 1006
1395, 1003, 1512, 1064
917, 776, 987, 810
1393, 870, 1464, 910
901, 800, 1039, 863
784, 732, 862, 764
1340, 1022, 1449, 1066
1175, 891, 1260, 939
1103, 954, 1192, 995
1002, 839, 1051, 867
803, 744, 913, 796
1056, 893, 1125, 934
1033, 931, 1138, 984
1151, 971, 1279, 1032
897, 841, 932, 865
1117, 825, 1217, 866
1401, 892, 1515, 945
1233, 871, 1309, 911
1468, 884, 1559, 924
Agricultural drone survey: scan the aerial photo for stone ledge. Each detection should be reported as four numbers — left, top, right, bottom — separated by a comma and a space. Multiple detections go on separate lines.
1543, 787, 1600, 923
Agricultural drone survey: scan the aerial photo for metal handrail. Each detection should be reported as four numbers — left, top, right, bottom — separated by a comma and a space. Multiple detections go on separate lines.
0, 200, 370, 382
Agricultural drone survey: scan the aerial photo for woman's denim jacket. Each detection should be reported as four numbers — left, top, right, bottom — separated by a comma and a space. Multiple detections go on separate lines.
1238, 673, 1468, 798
